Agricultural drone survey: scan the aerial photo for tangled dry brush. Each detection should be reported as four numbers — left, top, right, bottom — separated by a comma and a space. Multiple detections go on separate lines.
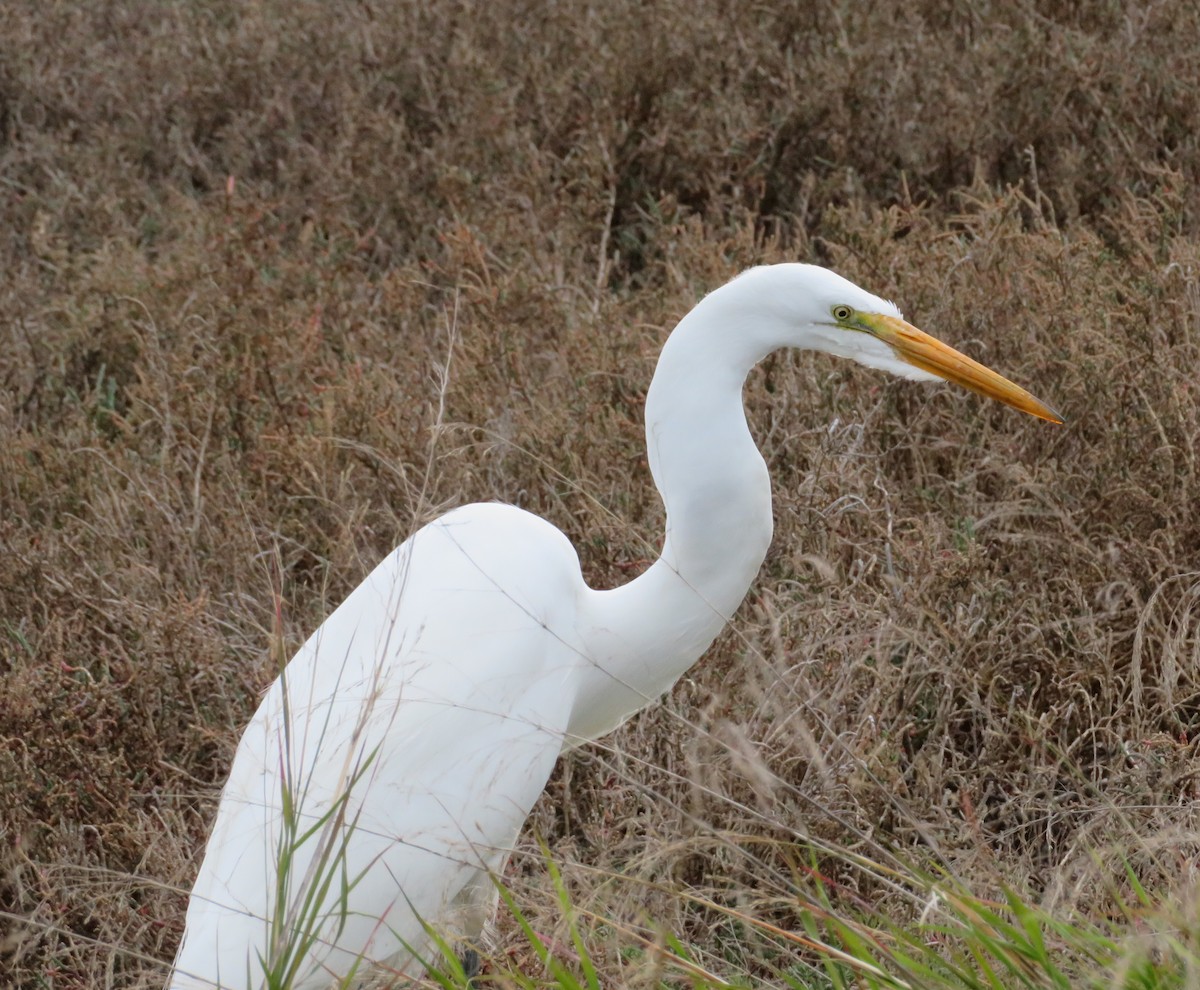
2, 0, 1200, 985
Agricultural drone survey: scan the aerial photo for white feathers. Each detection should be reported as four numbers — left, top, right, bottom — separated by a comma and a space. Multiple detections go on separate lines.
171, 264, 945, 989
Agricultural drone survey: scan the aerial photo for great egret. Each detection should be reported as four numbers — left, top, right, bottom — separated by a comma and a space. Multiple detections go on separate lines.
169, 264, 1059, 989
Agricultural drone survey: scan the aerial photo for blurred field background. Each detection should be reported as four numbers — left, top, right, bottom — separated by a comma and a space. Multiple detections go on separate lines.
2, 0, 1200, 986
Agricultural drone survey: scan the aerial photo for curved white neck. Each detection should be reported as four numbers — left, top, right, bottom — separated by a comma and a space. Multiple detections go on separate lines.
568, 293, 776, 741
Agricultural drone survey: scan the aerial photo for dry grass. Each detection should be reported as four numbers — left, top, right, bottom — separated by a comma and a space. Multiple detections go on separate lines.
2, 0, 1199, 986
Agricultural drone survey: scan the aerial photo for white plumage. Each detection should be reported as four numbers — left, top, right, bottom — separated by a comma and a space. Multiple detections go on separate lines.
170, 264, 1057, 989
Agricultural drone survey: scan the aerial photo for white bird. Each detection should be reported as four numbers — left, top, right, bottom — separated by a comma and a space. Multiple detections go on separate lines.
169, 264, 1059, 989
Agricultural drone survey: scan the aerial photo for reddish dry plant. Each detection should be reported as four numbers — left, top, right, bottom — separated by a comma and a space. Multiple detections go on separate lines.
1, 0, 1199, 986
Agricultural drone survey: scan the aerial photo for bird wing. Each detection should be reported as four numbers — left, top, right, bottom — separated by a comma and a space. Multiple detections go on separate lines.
172, 504, 586, 989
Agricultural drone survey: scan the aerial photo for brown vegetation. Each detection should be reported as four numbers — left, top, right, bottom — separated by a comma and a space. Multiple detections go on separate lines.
2, 0, 1199, 985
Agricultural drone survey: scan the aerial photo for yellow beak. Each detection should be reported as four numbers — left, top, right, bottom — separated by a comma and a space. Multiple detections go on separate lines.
860, 313, 1062, 424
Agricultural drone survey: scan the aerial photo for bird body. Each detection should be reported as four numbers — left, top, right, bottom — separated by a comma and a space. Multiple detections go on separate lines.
170, 265, 1058, 989
173, 503, 585, 988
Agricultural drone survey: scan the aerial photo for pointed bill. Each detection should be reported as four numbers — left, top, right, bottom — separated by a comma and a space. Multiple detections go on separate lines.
860, 313, 1063, 424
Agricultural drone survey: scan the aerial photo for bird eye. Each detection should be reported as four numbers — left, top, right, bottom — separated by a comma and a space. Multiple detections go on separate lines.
832, 305, 853, 322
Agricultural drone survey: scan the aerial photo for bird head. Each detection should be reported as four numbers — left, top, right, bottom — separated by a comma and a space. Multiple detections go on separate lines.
728, 264, 1062, 424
